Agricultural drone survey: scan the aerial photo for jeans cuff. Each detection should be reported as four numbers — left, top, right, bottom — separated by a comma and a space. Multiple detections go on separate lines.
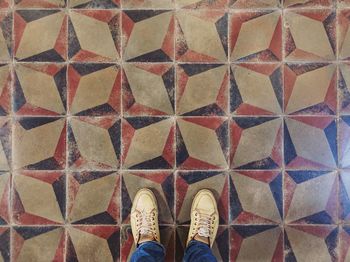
138, 240, 165, 250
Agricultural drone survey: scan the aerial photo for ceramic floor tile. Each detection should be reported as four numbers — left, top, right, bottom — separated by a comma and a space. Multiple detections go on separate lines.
12, 226, 65, 262
284, 225, 338, 261
121, 171, 174, 224
284, 116, 337, 169
0, 64, 11, 115
176, 171, 228, 224
0, 11, 11, 62
177, 117, 228, 169
0, 0, 11, 8
69, 10, 120, 62
339, 226, 350, 262
0, 227, 10, 262
68, 171, 119, 224
340, 116, 350, 168
176, 226, 229, 261
14, 63, 66, 116
66, 226, 119, 262
284, 63, 337, 115
13, 117, 66, 170
231, 225, 283, 262
230, 0, 280, 8
15, 0, 66, 7
0, 172, 10, 225
338, 10, 350, 61
122, 117, 174, 169
339, 0, 350, 7
123, 0, 173, 8
176, 10, 227, 62
230, 171, 283, 224
230, 11, 282, 62
284, 10, 336, 62
68, 63, 121, 116
230, 63, 283, 115
122, 10, 174, 62
12, 171, 65, 225
68, 117, 120, 170
69, 0, 119, 8
284, 171, 338, 225
0, 118, 10, 171
177, 64, 228, 116
340, 170, 350, 222
14, 10, 67, 62
339, 63, 350, 114
121, 225, 175, 261
230, 117, 282, 169
123, 63, 174, 116
283, 0, 333, 7
176, 0, 227, 9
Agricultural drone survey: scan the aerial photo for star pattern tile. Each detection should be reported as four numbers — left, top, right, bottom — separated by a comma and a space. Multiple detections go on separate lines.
230, 11, 282, 62
123, 63, 174, 116
14, 63, 67, 116
177, 64, 228, 116
2, 0, 350, 260
284, 63, 337, 115
284, 116, 337, 169
14, 10, 67, 62
284, 9, 336, 61
122, 10, 174, 62
69, 10, 120, 62
176, 10, 227, 62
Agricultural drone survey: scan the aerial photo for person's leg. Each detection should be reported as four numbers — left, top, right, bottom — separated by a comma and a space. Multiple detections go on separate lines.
130, 241, 165, 262
183, 240, 217, 262
183, 189, 219, 262
130, 188, 165, 262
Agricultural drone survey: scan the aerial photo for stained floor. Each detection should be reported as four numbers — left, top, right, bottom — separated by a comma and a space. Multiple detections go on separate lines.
0, 0, 350, 261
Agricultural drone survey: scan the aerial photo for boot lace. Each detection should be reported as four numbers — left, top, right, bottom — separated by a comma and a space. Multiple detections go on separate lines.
136, 210, 157, 238
194, 211, 214, 238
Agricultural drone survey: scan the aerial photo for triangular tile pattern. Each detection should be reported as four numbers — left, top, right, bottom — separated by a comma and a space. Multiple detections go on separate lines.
0, 0, 349, 260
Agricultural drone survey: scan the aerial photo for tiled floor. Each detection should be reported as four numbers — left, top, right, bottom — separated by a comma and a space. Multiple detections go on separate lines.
0, 0, 350, 261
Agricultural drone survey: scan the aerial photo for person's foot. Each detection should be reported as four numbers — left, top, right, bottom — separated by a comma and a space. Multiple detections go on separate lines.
187, 189, 219, 248
131, 188, 160, 245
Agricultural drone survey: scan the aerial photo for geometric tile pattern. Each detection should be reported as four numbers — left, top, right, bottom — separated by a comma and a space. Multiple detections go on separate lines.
284, 225, 338, 261
14, 10, 67, 62
176, 10, 227, 62
284, 171, 338, 224
123, 63, 174, 116
14, 64, 66, 115
230, 117, 282, 169
339, 63, 350, 114
284, 116, 337, 169
122, 117, 174, 169
230, 63, 282, 115
284, 10, 336, 61
123, 10, 174, 62
177, 64, 228, 116
2, 0, 350, 260
284, 63, 337, 115
68, 117, 120, 170
68, 64, 121, 116
230, 171, 283, 224
69, 10, 120, 62
12, 171, 65, 225
231, 225, 283, 261
230, 11, 282, 62
68, 171, 119, 224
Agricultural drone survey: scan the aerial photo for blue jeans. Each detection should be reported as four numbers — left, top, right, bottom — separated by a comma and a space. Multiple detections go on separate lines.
130, 240, 217, 262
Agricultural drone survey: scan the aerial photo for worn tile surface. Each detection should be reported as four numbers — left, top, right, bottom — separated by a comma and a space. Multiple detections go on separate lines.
0, 0, 349, 260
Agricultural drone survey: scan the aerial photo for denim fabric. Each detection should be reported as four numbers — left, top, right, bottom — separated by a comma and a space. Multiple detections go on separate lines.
130, 240, 217, 262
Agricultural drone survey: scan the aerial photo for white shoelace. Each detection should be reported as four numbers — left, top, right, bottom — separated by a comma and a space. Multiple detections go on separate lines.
196, 212, 212, 238
137, 210, 156, 236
